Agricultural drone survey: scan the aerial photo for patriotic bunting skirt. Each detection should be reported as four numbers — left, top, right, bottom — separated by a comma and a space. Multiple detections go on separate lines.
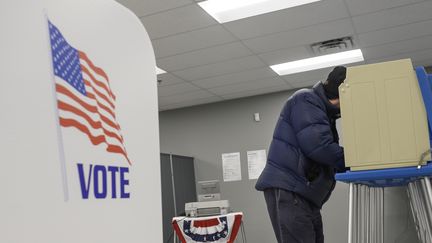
172, 212, 243, 243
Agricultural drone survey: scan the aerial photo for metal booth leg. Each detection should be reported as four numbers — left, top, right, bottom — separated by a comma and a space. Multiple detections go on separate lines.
407, 178, 432, 243
420, 178, 432, 242
349, 183, 355, 243
349, 183, 384, 243
423, 177, 432, 227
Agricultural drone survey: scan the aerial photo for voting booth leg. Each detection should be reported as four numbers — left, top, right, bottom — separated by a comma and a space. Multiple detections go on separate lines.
349, 184, 384, 243
408, 178, 432, 243
348, 183, 354, 243
424, 177, 432, 228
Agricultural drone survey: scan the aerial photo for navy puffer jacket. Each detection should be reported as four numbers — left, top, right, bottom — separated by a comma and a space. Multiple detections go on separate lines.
255, 82, 345, 208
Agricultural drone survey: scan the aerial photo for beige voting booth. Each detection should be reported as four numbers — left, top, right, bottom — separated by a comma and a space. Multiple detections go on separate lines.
339, 59, 430, 171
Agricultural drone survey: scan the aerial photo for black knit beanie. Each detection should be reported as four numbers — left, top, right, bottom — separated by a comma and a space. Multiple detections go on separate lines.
323, 66, 346, 99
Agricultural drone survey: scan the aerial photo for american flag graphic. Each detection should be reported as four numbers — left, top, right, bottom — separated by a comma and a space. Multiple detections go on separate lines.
48, 20, 131, 165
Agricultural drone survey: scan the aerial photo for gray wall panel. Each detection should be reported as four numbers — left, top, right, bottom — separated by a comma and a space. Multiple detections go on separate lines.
160, 153, 175, 243
172, 155, 197, 215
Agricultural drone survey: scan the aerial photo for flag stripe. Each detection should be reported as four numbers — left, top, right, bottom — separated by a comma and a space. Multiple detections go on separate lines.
56, 83, 115, 119
58, 81, 125, 145
57, 83, 120, 133
82, 77, 115, 110
107, 144, 130, 163
59, 108, 124, 145
60, 118, 106, 145
79, 56, 110, 84
57, 101, 124, 144
60, 117, 130, 165
82, 71, 115, 113
59, 109, 124, 147
102, 127, 124, 144
58, 101, 101, 129
78, 51, 116, 100
86, 92, 116, 119
228, 215, 243, 243
82, 79, 117, 120
81, 70, 112, 99
78, 51, 110, 84
56, 84, 97, 113
81, 65, 115, 103
193, 218, 220, 228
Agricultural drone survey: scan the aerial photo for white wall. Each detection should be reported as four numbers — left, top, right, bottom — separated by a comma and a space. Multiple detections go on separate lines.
0, 1, 162, 242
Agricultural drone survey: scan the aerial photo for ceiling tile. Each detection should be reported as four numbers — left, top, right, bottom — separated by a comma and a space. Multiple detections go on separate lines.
352, 1, 432, 34
283, 68, 332, 85
159, 96, 223, 111
208, 77, 287, 96
242, 19, 354, 54
173, 56, 266, 81
362, 35, 432, 61
158, 90, 216, 106
157, 42, 253, 71
115, 0, 192, 17
368, 48, 432, 65
158, 82, 201, 97
258, 46, 312, 65
140, 4, 217, 39
223, 0, 350, 40
221, 84, 292, 100
358, 19, 432, 48
288, 79, 319, 89
344, 0, 422, 16
152, 25, 237, 58
192, 67, 277, 89
283, 62, 365, 86
157, 73, 185, 86
120, 0, 432, 111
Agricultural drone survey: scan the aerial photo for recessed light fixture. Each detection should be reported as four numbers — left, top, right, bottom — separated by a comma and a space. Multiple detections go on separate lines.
156, 67, 166, 75
270, 49, 364, 76
198, 0, 320, 23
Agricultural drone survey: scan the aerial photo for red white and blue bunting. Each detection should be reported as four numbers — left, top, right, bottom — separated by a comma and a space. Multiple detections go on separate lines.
172, 212, 243, 243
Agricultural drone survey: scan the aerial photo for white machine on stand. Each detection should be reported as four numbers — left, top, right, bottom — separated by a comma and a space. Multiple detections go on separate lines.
185, 200, 230, 217
172, 180, 247, 243
185, 180, 230, 217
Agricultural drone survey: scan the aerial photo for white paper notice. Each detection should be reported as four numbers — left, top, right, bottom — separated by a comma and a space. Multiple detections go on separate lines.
247, 150, 267, 180
222, 152, 242, 182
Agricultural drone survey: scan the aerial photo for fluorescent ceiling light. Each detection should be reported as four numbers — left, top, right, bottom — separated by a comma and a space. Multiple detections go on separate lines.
270, 49, 364, 76
198, 0, 320, 23
156, 67, 166, 75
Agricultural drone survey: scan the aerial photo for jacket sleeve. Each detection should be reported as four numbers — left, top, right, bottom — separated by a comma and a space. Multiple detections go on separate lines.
289, 94, 345, 170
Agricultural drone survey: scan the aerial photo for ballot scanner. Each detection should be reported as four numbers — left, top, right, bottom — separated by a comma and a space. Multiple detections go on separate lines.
185, 180, 230, 217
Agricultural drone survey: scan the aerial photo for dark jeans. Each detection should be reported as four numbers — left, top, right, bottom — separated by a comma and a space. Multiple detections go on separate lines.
264, 188, 324, 243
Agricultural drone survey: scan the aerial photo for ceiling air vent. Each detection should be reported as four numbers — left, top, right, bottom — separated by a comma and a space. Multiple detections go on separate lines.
310, 37, 355, 55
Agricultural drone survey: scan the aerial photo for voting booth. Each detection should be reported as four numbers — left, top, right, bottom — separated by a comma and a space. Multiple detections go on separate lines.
0, 1, 162, 242
340, 59, 431, 171
337, 60, 432, 243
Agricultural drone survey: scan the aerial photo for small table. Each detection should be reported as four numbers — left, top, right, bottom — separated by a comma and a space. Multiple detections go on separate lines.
172, 212, 244, 243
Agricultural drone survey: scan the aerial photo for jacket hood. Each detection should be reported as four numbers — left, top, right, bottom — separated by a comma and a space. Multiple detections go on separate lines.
313, 82, 341, 119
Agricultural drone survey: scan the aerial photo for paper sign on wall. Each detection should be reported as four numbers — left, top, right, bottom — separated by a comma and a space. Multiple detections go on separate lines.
247, 150, 267, 180
222, 152, 242, 182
